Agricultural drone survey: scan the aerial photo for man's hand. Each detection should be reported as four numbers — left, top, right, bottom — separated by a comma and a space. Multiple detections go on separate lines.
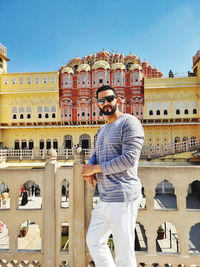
81, 164, 102, 177
82, 175, 97, 188
81, 164, 101, 188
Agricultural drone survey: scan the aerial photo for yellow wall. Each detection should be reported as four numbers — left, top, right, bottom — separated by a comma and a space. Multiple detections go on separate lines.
2, 126, 99, 149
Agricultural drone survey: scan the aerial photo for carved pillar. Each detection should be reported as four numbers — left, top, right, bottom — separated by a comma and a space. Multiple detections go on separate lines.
43, 148, 57, 267
73, 148, 86, 267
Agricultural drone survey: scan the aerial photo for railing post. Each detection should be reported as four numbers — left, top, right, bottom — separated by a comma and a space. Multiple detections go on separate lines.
44, 148, 57, 267
73, 148, 86, 267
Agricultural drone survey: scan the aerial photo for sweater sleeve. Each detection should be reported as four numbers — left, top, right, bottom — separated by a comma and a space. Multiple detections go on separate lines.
87, 149, 97, 165
101, 116, 144, 175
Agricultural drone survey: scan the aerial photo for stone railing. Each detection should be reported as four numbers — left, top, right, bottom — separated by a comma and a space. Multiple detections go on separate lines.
1, 138, 200, 162
0, 149, 199, 266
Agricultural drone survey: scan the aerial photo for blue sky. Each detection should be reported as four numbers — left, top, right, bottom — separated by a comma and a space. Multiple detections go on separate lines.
1, 0, 200, 76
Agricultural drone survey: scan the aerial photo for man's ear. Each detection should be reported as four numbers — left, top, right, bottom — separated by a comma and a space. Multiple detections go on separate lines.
117, 97, 120, 104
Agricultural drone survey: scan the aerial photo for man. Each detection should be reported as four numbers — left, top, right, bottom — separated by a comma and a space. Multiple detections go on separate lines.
81, 85, 144, 267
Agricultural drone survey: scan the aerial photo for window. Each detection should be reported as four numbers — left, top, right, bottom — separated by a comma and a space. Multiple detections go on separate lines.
14, 140, 20, 150
184, 109, 189, 115
93, 112, 96, 116
37, 106, 42, 113
38, 113, 42, 119
42, 76, 47, 84
51, 106, 56, 112
11, 77, 16, 85
164, 109, 168, 115
51, 76, 55, 84
149, 110, 153, 116
99, 79, 103, 84
3, 78, 8, 85
19, 77, 24, 84
176, 109, 180, 115
193, 108, 197, 114
52, 113, 56, 118
27, 77, 31, 84
13, 114, 17, 119
44, 106, 50, 112
156, 110, 160, 115
27, 114, 31, 119
39, 140, 44, 149
82, 112, 85, 116
20, 114, 24, 119
34, 76, 39, 84
45, 113, 49, 119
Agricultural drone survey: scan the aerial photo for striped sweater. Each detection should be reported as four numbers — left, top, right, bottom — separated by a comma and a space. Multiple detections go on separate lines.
88, 114, 144, 202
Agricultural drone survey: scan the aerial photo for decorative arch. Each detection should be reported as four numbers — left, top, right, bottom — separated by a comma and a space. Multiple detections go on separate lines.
156, 222, 179, 253
154, 180, 177, 210
79, 134, 91, 149
18, 220, 41, 251
19, 180, 42, 210
186, 180, 200, 209
63, 135, 73, 149
189, 223, 200, 254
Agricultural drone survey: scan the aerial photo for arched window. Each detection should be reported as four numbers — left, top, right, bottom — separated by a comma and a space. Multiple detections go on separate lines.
52, 113, 56, 118
156, 110, 160, 115
13, 114, 17, 119
21, 140, 27, 149
20, 114, 24, 119
64, 135, 73, 149
184, 109, 189, 114
149, 110, 153, 116
38, 113, 42, 119
29, 140, 34, 149
46, 140, 51, 149
45, 113, 49, 119
14, 140, 20, 149
193, 108, 197, 114
176, 109, 180, 115
53, 139, 58, 149
79, 134, 91, 149
39, 139, 44, 149
164, 110, 168, 115
27, 114, 31, 119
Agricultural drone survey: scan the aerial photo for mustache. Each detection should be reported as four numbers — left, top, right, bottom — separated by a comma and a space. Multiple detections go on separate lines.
103, 105, 112, 109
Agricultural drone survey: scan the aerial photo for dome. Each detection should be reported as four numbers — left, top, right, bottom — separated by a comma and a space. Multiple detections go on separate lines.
114, 53, 120, 58
77, 64, 90, 72
124, 54, 137, 62
92, 60, 110, 70
97, 49, 110, 58
130, 63, 142, 71
61, 67, 74, 74
111, 62, 125, 71
71, 57, 82, 64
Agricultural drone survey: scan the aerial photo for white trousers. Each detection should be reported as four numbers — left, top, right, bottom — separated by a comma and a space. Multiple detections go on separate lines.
86, 196, 141, 267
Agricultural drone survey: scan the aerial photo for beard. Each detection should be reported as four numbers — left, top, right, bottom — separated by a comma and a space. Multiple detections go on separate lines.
99, 103, 117, 115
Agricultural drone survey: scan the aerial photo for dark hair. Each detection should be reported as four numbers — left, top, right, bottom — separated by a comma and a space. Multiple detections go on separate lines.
96, 85, 118, 99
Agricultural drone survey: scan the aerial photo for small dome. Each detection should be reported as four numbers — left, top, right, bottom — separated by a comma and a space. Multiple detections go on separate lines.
124, 54, 137, 62
77, 64, 90, 72
142, 61, 148, 66
111, 62, 125, 71
114, 53, 120, 58
61, 67, 74, 74
87, 54, 93, 60
97, 49, 110, 58
92, 60, 110, 70
130, 63, 142, 71
71, 57, 82, 64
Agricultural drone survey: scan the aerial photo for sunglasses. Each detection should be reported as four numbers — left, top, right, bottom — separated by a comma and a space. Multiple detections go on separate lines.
97, 95, 116, 105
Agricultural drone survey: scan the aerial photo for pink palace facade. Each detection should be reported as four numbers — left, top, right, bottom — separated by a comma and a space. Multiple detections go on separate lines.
59, 50, 162, 124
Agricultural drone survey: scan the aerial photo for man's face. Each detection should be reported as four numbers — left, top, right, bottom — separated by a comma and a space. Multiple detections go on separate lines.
97, 89, 118, 116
